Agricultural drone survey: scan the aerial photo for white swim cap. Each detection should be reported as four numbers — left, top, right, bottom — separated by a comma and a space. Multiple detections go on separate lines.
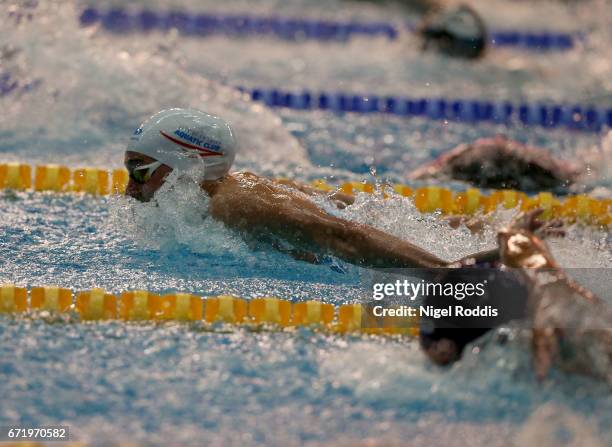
127, 108, 238, 180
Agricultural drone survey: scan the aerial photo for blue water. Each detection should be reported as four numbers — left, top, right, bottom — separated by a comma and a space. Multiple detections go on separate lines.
1, 0, 611, 445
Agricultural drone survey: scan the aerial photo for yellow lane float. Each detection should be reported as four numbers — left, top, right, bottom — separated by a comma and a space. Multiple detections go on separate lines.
0, 285, 418, 338
0, 163, 609, 224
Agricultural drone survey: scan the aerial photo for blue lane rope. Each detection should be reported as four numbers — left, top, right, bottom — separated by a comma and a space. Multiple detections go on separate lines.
79, 7, 398, 41
489, 31, 575, 51
1, 68, 609, 132
238, 87, 611, 133
79, 7, 577, 51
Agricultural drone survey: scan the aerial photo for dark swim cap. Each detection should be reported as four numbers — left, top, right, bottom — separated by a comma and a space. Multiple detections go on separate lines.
419, 264, 529, 365
419, 4, 487, 59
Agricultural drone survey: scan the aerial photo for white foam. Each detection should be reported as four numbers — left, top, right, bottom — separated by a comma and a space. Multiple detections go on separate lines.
586, 131, 612, 192
322, 189, 611, 267
108, 170, 251, 257
515, 404, 608, 447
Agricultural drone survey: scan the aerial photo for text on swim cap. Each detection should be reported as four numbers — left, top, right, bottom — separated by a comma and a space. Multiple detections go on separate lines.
174, 128, 222, 152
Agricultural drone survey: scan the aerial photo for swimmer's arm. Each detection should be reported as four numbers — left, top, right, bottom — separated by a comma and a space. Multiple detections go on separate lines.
275, 178, 355, 208
278, 183, 500, 266
215, 188, 445, 268
212, 176, 488, 269
311, 215, 501, 269
306, 215, 449, 269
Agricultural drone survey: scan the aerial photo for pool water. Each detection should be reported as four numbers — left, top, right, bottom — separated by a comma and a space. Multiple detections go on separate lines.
1, 0, 611, 445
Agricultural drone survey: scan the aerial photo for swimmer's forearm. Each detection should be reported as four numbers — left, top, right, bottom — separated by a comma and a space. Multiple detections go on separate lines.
314, 221, 447, 269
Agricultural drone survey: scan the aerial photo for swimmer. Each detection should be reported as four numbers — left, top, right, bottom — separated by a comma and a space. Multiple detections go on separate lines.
124, 108, 499, 269
421, 209, 612, 383
352, 1, 487, 58
409, 135, 582, 192
126, 109, 609, 382
418, 4, 487, 59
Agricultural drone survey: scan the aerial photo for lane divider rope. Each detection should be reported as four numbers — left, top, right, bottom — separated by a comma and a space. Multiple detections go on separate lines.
3, 71, 609, 133
0, 163, 609, 224
0, 285, 418, 337
239, 86, 611, 133
79, 7, 577, 51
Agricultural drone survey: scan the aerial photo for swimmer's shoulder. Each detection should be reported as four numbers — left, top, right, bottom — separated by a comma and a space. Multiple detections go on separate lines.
208, 172, 262, 220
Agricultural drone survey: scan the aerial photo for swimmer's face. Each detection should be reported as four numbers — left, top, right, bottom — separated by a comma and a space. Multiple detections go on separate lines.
124, 151, 172, 202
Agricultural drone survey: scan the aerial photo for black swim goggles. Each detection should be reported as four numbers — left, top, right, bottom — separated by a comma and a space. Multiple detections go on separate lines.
126, 159, 163, 184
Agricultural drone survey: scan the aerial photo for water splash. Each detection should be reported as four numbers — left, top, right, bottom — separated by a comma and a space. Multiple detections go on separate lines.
108, 169, 250, 257
516, 404, 609, 447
